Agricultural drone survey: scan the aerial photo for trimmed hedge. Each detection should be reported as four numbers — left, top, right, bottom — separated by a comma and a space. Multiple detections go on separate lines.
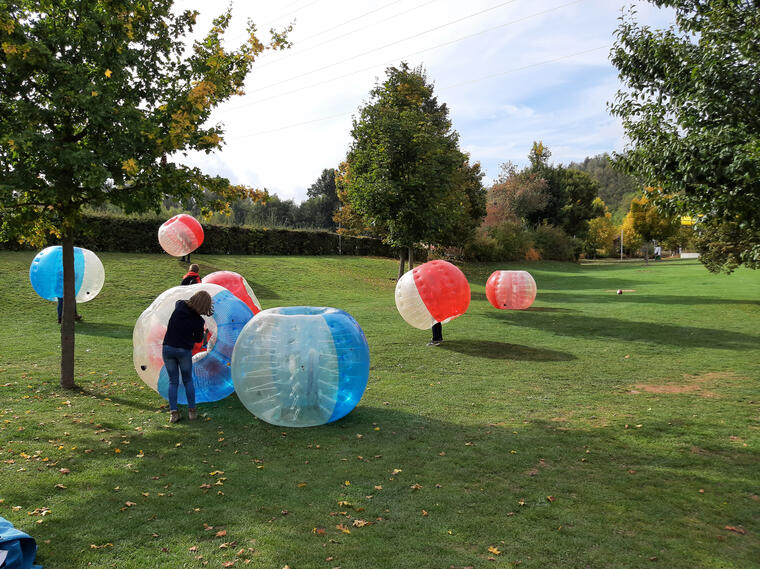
0, 214, 412, 259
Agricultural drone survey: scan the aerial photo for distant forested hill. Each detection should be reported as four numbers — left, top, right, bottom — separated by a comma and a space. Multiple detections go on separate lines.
569, 154, 640, 214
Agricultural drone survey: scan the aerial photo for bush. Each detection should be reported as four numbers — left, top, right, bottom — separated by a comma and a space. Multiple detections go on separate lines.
531, 224, 580, 261
0, 214, 405, 259
488, 221, 534, 261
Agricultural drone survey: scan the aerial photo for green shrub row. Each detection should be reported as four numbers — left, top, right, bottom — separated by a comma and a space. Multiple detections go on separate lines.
0, 214, 404, 258
463, 222, 581, 262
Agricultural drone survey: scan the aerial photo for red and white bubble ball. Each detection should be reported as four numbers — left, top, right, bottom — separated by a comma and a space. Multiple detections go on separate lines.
395, 260, 470, 329
485, 270, 537, 310
202, 270, 261, 315
158, 214, 204, 257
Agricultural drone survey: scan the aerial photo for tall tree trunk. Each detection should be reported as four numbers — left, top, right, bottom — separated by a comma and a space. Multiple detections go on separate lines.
408, 246, 414, 270
397, 249, 406, 279
60, 226, 76, 389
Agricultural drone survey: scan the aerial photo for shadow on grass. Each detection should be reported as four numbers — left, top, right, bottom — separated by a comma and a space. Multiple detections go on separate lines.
74, 386, 160, 412
11, 401, 758, 569
537, 292, 760, 307
74, 322, 134, 339
487, 311, 759, 350
438, 339, 576, 361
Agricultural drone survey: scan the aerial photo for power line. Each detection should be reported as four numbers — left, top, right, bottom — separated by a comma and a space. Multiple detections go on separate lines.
255, 0, 439, 70
226, 44, 610, 140
221, 0, 587, 112
246, 0, 522, 95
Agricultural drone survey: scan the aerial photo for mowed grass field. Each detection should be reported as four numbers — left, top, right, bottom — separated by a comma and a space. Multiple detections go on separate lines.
0, 251, 758, 569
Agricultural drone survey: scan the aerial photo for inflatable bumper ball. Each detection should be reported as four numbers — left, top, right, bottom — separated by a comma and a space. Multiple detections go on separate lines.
29, 246, 105, 302
485, 270, 537, 310
231, 307, 370, 427
395, 260, 471, 329
158, 214, 204, 257
133, 283, 254, 405
202, 271, 262, 315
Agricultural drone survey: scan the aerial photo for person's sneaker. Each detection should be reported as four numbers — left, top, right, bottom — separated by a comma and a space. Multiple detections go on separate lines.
427, 340, 442, 346
188, 408, 198, 421
169, 411, 181, 423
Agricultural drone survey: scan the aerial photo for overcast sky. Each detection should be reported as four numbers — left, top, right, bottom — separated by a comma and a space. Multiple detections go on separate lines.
174, 0, 674, 204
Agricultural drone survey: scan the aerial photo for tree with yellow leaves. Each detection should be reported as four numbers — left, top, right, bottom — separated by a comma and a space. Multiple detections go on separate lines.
0, 1, 289, 388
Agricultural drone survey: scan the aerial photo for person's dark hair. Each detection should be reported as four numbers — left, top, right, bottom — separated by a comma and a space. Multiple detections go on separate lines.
189, 263, 199, 273
185, 290, 213, 316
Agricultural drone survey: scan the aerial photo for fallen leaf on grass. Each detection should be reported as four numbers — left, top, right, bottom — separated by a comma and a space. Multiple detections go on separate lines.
725, 526, 746, 535
488, 546, 502, 555
216, 529, 227, 537
189, 546, 198, 552
336, 524, 351, 534
124, 501, 136, 507
352, 519, 372, 527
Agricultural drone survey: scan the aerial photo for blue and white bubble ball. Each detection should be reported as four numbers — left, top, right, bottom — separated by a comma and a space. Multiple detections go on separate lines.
231, 307, 370, 427
29, 246, 105, 302
133, 283, 254, 405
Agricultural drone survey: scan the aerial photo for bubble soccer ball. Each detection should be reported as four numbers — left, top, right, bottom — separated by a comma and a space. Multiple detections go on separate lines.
158, 214, 204, 257
202, 271, 261, 315
133, 283, 254, 405
395, 260, 470, 329
231, 306, 370, 427
29, 246, 105, 302
485, 270, 537, 310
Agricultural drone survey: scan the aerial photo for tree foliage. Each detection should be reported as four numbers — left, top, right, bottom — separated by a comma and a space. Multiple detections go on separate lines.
629, 192, 679, 260
569, 153, 639, 215
609, 0, 760, 272
0, 0, 289, 387
344, 63, 485, 273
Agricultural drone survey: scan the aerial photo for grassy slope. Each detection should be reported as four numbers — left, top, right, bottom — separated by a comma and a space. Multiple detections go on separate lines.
0, 252, 757, 569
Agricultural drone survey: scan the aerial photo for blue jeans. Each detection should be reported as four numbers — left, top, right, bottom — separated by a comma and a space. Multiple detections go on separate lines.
162, 345, 195, 411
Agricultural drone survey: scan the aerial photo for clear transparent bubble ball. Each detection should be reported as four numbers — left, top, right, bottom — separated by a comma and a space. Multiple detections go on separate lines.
231, 307, 370, 427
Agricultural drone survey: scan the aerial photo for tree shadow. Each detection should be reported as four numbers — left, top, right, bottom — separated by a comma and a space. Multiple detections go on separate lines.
73, 322, 134, 339
537, 292, 760, 307
487, 311, 759, 350
74, 386, 159, 412
438, 339, 576, 361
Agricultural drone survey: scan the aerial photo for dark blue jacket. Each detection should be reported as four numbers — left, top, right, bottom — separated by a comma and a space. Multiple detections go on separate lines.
163, 300, 205, 350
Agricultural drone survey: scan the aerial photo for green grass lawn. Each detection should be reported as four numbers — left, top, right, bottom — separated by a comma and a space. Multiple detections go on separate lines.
0, 252, 758, 569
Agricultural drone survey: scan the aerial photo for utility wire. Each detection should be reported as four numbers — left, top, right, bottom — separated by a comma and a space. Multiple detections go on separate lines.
220, 0, 586, 113
246, 0, 522, 94
255, 0, 439, 69
227, 44, 610, 140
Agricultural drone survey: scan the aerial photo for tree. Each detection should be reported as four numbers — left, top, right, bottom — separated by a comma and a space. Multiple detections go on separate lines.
629, 193, 679, 262
609, 1, 760, 272
428, 156, 486, 248
485, 166, 548, 227
522, 142, 602, 238
298, 168, 339, 229
0, 1, 288, 388
345, 63, 478, 276
585, 198, 618, 257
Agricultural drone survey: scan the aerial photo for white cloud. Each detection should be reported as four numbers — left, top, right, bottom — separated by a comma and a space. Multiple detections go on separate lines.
173, 0, 675, 201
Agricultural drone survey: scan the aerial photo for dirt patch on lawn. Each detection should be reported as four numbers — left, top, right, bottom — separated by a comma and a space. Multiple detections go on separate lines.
629, 371, 745, 398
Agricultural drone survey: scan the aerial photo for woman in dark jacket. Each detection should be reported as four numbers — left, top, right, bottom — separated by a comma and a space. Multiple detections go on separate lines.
163, 290, 213, 423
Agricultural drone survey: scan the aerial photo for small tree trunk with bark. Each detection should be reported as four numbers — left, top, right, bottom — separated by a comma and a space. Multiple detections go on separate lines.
408, 246, 414, 270
60, 226, 76, 389
397, 249, 407, 279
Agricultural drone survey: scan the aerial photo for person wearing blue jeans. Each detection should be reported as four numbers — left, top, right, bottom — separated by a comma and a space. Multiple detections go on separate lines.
57, 297, 82, 324
162, 290, 213, 423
